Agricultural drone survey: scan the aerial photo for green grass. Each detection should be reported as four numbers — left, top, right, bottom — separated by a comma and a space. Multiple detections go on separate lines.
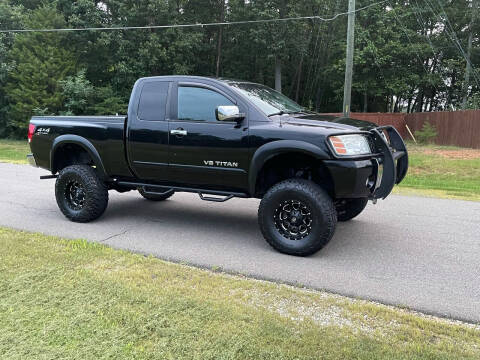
0, 139, 29, 164
398, 142, 480, 201
1, 227, 479, 359
1, 138, 479, 201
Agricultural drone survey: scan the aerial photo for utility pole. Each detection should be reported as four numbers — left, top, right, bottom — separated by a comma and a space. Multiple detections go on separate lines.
462, 0, 478, 109
342, 0, 355, 117
215, 0, 226, 78
275, 0, 287, 93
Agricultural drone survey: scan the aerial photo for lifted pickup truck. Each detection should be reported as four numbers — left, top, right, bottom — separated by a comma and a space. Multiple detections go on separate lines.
28, 75, 408, 256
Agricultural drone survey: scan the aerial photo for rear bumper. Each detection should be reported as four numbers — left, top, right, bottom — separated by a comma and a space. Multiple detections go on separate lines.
27, 154, 37, 167
324, 126, 408, 200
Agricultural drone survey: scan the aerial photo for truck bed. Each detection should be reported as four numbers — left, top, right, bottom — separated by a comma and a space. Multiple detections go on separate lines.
29, 115, 132, 178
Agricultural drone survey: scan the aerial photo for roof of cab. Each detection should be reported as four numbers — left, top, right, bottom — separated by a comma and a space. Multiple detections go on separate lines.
136, 75, 257, 87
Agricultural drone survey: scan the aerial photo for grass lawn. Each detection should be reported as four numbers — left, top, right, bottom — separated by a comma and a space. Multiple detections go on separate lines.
0, 227, 479, 359
396, 142, 480, 201
0, 139, 29, 164
0, 138, 479, 200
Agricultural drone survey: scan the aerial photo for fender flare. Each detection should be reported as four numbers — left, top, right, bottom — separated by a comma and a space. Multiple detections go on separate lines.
50, 135, 107, 178
248, 140, 330, 196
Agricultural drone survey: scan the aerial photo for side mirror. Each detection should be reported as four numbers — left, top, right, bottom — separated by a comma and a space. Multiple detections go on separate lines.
215, 105, 245, 122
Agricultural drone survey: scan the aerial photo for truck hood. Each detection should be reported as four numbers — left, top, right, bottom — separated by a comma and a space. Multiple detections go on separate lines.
278, 113, 377, 132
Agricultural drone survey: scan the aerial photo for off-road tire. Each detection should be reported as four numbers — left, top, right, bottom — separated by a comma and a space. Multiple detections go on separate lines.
55, 165, 108, 222
335, 198, 368, 222
258, 179, 337, 256
138, 187, 174, 201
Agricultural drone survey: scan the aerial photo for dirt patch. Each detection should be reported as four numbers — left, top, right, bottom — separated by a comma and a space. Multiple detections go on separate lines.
421, 148, 480, 160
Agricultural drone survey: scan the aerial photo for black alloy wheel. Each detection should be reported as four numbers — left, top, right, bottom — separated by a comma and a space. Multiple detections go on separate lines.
55, 165, 109, 223
274, 199, 313, 240
65, 180, 86, 211
258, 178, 337, 256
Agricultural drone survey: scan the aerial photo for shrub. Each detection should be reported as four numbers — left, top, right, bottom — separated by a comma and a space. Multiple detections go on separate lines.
60, 70, 94, 115
415, 122, 437, 144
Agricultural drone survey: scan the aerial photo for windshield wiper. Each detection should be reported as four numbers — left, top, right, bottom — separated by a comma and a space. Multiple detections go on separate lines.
268, 110, 312, 117
267, 110, 287, 117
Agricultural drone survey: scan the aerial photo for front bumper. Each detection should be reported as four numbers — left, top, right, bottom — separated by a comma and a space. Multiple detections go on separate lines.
27, 154, 37, 167
324, 126, 408, 200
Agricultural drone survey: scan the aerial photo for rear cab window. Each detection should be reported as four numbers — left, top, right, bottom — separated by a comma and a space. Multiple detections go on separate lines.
137, 81, 170, 121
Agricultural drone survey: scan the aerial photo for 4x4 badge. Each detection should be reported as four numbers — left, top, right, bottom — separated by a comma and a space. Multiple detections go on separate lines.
36, 127, 50, 135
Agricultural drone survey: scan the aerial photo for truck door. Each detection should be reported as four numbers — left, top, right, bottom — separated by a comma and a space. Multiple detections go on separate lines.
168, 82, 249, 192
127, 80, 171, 181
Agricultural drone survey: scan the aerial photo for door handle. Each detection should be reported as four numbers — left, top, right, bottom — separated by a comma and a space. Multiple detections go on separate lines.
170, 128, 187, 136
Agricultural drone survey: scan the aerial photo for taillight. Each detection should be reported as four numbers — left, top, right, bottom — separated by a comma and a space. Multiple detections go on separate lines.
28, 123, 36, 143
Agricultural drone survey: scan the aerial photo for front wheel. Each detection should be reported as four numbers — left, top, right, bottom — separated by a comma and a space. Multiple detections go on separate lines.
55, 165, 108, 222
258, 179, 337, 256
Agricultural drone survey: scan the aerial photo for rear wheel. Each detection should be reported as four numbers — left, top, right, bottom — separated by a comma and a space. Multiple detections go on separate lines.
258, 179, 337, 256
335, 198, 368, 222
55, 165, 108, 222
138, 187, 174, 201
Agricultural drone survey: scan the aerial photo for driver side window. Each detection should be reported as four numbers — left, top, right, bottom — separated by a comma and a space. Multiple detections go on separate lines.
178, 86, 234, 122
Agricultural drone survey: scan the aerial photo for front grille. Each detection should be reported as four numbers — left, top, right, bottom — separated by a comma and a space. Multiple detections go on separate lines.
366, 134, 378, 153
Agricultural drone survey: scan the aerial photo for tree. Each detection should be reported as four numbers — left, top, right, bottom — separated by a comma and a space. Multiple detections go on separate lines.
1, 0, 479, 139
60, 70, 94, 115
5, 5, 76, 136
0, 0, 24, 137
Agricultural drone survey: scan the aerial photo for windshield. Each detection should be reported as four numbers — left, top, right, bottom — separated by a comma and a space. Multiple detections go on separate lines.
230, 83, 305, 116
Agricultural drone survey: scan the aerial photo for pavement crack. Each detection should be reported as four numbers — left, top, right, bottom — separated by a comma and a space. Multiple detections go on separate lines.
99, 229, 130, 243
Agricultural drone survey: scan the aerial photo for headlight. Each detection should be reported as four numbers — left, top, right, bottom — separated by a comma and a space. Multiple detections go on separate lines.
329, 134, 371, 156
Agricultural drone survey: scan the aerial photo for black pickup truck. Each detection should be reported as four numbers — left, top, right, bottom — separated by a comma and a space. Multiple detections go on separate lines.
28, 75, 408, 256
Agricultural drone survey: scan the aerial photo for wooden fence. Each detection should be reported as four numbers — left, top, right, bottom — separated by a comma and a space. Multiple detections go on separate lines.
320, 111, 480, 149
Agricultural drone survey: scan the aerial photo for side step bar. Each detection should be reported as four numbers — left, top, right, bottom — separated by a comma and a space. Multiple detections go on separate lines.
141, 187, 174, 197
116, 181, 248, 201
40, 175, 58, 180
198, 193, 234, 202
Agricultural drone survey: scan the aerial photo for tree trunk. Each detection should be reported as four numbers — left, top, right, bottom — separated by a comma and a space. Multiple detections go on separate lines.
393, 96, 400, 112
411, 93, 418, 113
427, 90, 436, 111
416, 91, 424, 112
363, 90, 367, 112
215, 0, 226, 77
295, 56, 304, 102
275, 57, 282, 93
447, 74, 456, 110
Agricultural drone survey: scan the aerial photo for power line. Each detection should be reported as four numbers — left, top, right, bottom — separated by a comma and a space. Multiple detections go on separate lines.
424, 0, 480, 87
410, 0, 451, 90
302, 16, 323, 104
303, 0, 344, 106
0, 0, 387, 34
388, 1, 443, 98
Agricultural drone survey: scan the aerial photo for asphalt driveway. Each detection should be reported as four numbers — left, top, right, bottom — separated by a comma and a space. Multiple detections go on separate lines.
1, 162, 479, 323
